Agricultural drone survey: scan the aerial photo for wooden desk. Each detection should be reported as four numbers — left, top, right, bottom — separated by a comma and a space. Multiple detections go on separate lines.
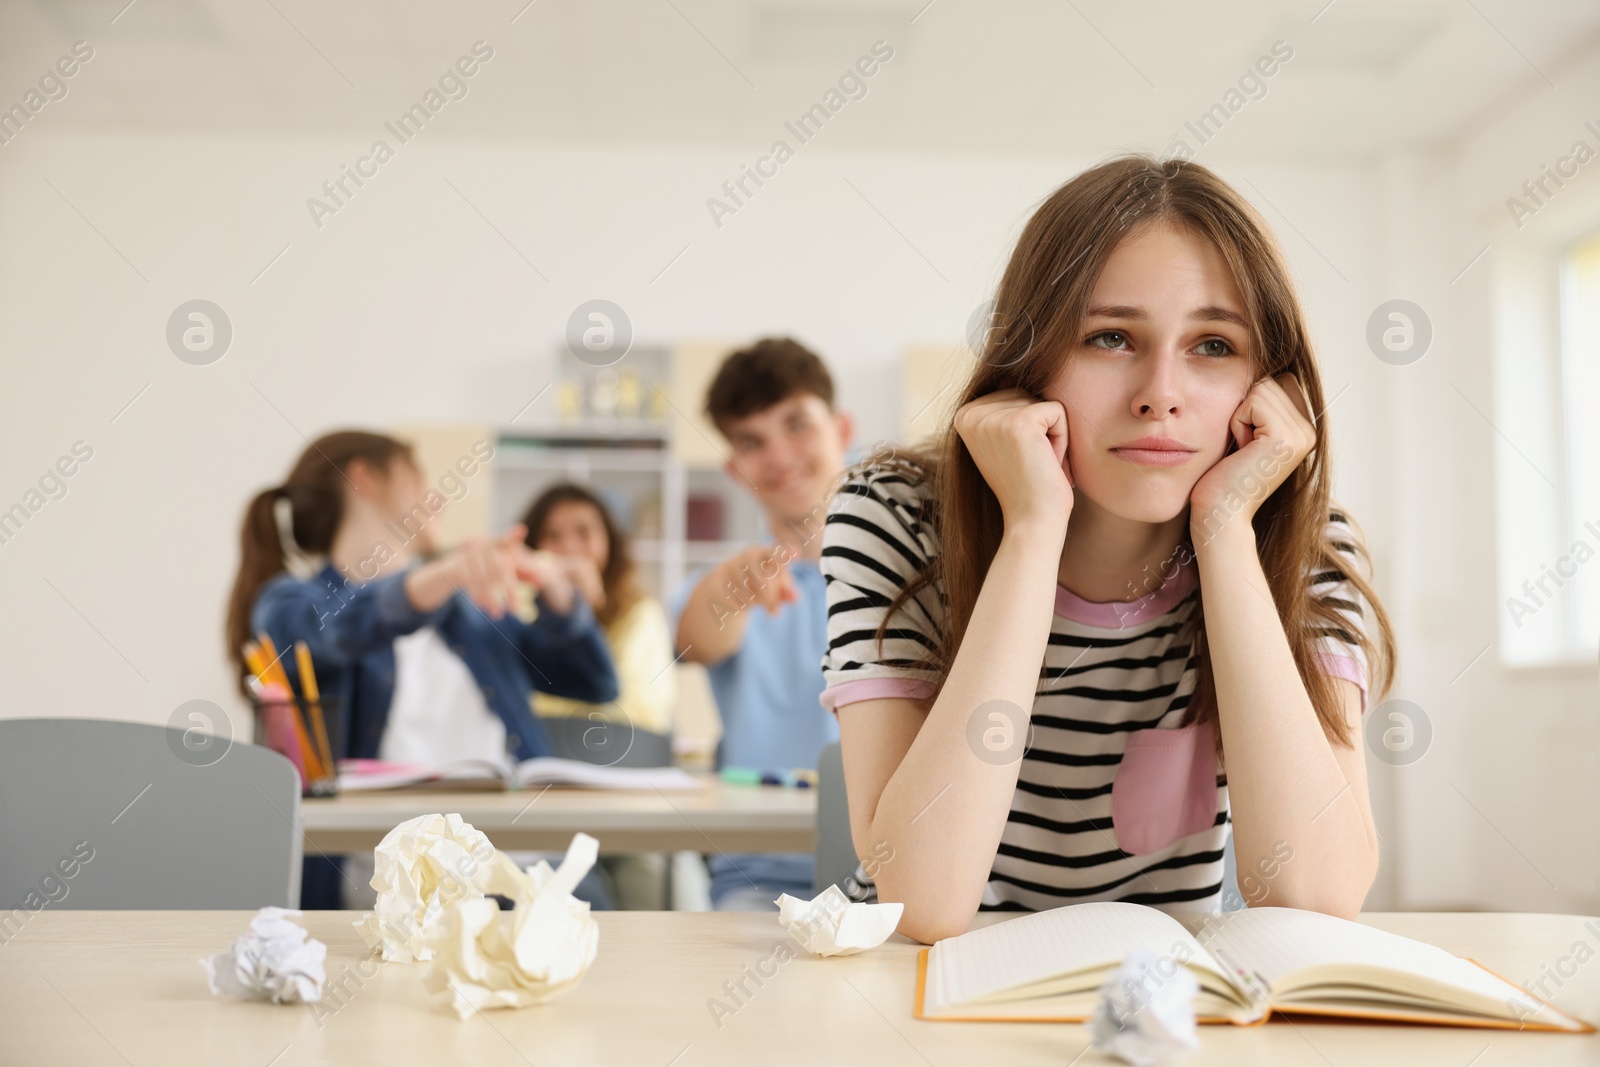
3, 910, 1596, 1065
300, 777, 817, 854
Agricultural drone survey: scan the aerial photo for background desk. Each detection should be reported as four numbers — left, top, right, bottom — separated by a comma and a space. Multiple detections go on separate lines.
300, 777, 818, 854
3, 911, 1596, 1065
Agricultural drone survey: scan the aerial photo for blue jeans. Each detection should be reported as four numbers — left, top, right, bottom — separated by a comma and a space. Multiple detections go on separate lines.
708, 852, 813, 910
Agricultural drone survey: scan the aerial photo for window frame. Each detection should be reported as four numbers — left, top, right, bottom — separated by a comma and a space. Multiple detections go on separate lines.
1491, 196, 1600, 673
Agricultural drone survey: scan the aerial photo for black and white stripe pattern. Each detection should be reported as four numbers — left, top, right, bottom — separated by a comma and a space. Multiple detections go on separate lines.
820, 462, 1372, 917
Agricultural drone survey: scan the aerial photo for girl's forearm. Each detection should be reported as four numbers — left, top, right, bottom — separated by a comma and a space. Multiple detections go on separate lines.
1195, 525, 1377, 916
867, 522, 1065, 942
403, 559, 458, 613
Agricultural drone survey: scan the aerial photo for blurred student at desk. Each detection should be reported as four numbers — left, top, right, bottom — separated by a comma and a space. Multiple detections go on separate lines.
670, 339, 852, 910
523, 482, 678, 908
225, 430, 620, 910
523, 482, 677, 737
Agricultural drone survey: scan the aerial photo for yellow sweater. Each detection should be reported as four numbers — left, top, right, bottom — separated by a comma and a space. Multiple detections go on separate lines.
532, 595, 677, 736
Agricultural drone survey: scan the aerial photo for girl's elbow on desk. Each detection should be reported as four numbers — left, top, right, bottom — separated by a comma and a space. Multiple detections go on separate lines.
895, 903, 978, 946
876, 873, 983, 945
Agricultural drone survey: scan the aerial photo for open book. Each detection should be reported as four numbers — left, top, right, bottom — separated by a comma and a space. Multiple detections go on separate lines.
915, 901, 1593, 1032
336, 757, 704, 793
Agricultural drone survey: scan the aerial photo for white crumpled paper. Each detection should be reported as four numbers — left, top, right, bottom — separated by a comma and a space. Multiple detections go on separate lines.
356, 812, 528, 963
1088, 949, 1200, 1066
774, 884, 904, 957
423, 831, 602, 1019
200, 907, 328, 1004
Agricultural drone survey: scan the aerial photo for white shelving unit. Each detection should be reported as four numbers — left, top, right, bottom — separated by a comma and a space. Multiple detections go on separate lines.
488, 341, 773, 605
489, 423, 683, 603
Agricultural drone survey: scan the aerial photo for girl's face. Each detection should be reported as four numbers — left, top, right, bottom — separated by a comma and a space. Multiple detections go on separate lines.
339, 456, 430, 563
379, 459, 426, 516
535, 500, 611, 571
1043, 221, 1257, 525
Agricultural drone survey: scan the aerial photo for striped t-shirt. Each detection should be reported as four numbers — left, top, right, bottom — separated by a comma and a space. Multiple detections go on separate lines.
817, 461, 1373, 916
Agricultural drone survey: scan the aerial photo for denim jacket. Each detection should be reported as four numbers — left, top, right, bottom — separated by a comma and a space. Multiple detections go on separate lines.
250, 561, 620, 762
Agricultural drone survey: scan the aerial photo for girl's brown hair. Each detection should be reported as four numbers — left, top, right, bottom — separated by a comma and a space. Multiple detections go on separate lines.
520, 483, 644, 630
225, 431, 415, 693
870, 154, 1395, 752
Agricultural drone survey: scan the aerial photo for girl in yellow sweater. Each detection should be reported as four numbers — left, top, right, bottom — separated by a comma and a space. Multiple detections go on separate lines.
521, 482, 676, 738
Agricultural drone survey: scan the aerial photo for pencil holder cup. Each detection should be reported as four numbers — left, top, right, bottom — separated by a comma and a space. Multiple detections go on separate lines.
250, 693, 343, 798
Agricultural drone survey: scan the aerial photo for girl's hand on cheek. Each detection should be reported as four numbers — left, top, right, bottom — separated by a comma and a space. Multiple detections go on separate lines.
1189, 373, 1316, 536
953, 388, 1073, 537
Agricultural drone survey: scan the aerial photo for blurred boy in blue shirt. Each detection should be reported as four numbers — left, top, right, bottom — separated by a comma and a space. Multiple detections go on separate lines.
669, 339, 853, 910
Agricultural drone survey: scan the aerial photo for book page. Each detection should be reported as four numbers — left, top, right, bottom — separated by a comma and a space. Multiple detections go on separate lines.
1202, 908, 1549, 1019
512, 758, 702, 791
927, 902, 1230, 1013
335, 758, 508, 791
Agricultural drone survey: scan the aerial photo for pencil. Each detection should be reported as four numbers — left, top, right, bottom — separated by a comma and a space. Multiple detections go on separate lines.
295, 641, 335, 779
257, 632, 324, 780
243, 642, 268, 685
254, 633, 293, 692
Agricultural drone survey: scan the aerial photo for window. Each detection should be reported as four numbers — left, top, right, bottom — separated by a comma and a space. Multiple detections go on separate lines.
1493, 208, 1600, 669
1556, 230, 1600, 659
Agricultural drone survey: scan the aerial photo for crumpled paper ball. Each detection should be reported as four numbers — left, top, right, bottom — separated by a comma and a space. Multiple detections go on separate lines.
774, 884, 904, 956
423, 831, 601, 1019
200, 907, 327, 1004
1088, 949, 1200, 1066
356, 812, 528, 963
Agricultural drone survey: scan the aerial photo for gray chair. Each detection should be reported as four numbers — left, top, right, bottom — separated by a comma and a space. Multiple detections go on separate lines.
0, 718, 301, 910
1220, 829, 1246, 911
814, 741, 858, 894
537, 715, 675, 910
537, 715, 673, 768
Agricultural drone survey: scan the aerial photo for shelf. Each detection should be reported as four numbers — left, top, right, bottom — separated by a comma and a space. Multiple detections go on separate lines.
493, 448, 674, 473
489, 404, 753, 605
633, 539, 755, 564
499, 421, 671, 446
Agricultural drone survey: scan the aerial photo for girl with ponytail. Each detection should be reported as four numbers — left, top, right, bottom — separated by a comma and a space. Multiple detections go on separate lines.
226, 430, 620, 908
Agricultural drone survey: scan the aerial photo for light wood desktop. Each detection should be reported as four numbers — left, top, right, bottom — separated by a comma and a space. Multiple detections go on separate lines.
3, 910, 1596, 1065
299, 774, 817, 854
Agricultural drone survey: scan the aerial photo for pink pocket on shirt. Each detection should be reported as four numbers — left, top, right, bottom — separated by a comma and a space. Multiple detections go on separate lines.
1110, 720, 1219, 856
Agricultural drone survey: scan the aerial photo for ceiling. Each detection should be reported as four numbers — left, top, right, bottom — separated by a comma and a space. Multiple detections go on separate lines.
1, 0, 1597, 161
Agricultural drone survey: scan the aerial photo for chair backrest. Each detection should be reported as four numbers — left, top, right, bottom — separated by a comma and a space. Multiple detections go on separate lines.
536, 715, 674, 768
1221, 829, 1245, 911
814, 741, 858, 894
0, 718, 301, 911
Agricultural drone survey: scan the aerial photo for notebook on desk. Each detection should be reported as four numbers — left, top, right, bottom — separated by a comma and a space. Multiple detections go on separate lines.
913, 901, 1593, 1032
336, 757, 704, 793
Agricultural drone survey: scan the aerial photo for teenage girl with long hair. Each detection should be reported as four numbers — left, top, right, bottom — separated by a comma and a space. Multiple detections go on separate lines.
820, 155, 1396, 944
